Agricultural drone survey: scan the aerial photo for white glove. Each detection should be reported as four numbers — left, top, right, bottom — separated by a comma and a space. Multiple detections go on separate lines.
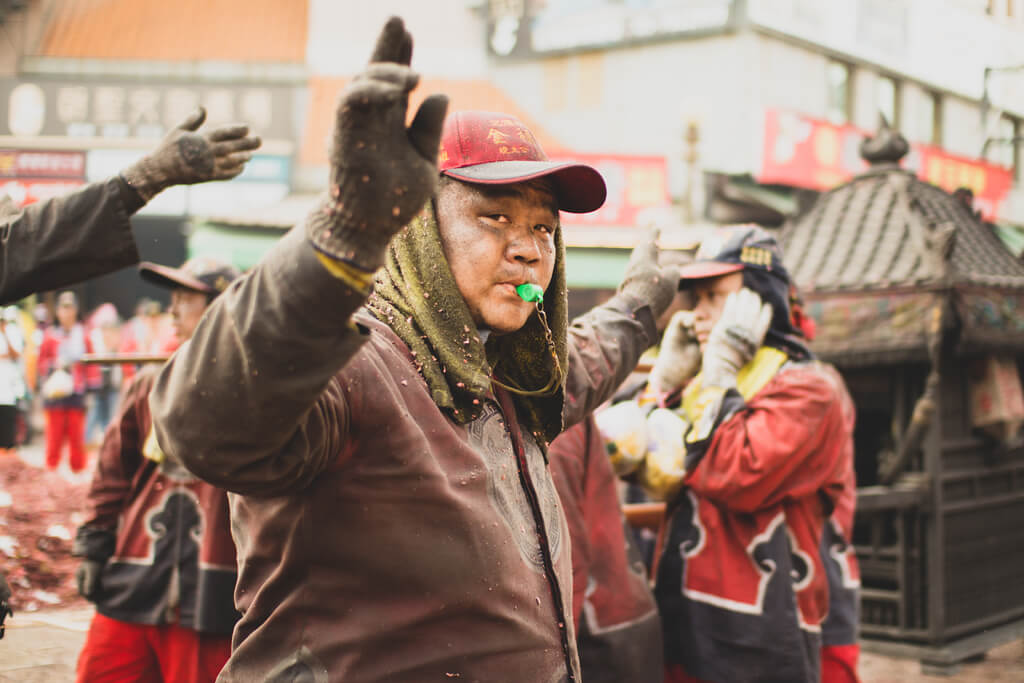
649, 310, 702, 395
701, 288, 772, 390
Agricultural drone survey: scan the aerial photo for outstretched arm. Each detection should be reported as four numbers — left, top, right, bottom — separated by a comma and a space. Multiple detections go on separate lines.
0, 108, 261, 304
149, 17, 447, 497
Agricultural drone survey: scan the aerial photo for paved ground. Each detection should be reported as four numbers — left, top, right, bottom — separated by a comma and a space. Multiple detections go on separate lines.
0, 606, 92, 682
0, 605, 1021, 681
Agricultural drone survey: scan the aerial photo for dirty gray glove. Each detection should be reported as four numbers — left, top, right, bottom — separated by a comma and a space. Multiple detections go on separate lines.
121, 107, 262, 202
306, 16, 449, 272
75, 560, 104, 601
700, 288, 772, 391
618, 230, 681, 320
649, 310, 702, 395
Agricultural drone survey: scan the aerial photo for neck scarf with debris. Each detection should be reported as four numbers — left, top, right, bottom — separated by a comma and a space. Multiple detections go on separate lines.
366, 200, 569, 447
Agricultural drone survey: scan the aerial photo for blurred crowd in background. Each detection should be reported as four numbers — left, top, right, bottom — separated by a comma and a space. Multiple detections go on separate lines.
0, 295, 176, 462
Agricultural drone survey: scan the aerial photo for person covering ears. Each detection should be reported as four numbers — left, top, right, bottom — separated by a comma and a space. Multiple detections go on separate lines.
597, 225, 859, 683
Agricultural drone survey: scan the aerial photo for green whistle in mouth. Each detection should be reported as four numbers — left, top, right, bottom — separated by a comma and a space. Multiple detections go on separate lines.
516, 283, 544, 303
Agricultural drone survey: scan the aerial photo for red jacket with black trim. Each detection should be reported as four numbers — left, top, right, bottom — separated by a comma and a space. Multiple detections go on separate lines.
655, 356, 856, 683
73, 366, 239, 634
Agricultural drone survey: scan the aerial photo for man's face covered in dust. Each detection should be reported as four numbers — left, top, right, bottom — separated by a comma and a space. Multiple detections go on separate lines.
436, 178, 558, 335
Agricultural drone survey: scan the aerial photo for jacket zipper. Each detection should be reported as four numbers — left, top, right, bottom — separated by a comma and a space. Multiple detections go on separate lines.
497, 390, 576, 682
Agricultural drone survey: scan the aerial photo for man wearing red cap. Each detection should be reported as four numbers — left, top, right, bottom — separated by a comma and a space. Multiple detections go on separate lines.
72, 257, 241, 683
602, 225, 858, 683
149, 17, 678, 682
0, 108, 260, 305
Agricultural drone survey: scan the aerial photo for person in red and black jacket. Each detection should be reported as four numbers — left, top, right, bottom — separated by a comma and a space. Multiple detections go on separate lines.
72, 258, 241, 683
608, 225, 858, 683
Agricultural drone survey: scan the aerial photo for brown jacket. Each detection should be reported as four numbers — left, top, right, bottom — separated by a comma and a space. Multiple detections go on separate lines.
150, 226, 658, 682
0, 177, 142, 304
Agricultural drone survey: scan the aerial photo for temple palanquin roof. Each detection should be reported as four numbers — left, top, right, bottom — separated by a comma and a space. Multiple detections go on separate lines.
780, 124, 1024, 363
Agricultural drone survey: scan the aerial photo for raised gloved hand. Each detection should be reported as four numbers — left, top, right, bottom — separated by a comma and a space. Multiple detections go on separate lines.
700, 287, 772, 391
121, 107, 262, 202
618, 230, 681, 320
649, 310, 701, 395
75, 559, 104, 601
306, 16, 449, 272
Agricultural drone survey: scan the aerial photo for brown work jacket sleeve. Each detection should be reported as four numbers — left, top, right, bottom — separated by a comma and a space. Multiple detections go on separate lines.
562, 292, 658, 430
0, 177, 142, 304
148, 225, 370, 497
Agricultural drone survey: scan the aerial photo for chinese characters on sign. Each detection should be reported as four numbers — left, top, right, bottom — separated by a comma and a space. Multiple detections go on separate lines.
0, 149, 85, 206
760, 109, 1013, 220
2, 80, 285, 141
488, 0, 733, 57
550, 153, 670, 226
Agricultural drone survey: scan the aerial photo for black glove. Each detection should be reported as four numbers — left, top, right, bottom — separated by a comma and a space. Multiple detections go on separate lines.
618, 230, 681, 320
121, 107, 262, 202
75, 560, 104, 602
306, 16, 449, 272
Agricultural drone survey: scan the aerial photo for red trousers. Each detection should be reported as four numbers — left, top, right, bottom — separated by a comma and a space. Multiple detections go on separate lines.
822, 644, 861, 683
44, 406, 86, 472
76, 612, 231, 683
665, 645, 860, 683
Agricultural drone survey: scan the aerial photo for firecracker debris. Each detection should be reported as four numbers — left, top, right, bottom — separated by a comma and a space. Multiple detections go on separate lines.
0, 447, 90, 613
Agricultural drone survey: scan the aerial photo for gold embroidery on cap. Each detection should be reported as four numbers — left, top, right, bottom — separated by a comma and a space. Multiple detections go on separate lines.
487, 128, 512, 145
740, 246, 772, 267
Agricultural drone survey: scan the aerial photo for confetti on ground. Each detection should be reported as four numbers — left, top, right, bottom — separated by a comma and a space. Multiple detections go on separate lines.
0, 446, 92, 611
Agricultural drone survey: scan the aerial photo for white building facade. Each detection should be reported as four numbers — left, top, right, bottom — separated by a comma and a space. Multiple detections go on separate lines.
483, 0, 1024, 226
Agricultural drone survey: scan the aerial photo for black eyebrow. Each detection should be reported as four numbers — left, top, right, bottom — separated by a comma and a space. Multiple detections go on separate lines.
473, 183, 558, 216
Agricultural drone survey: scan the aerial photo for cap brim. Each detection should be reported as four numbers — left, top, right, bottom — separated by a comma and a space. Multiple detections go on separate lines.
443, 160, 607, 214
676, 261, 744, 285
138, 262, 213, 294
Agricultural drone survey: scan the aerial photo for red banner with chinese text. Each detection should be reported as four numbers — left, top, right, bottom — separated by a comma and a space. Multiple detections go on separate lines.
0, 178, 85, 206
0, 149, 86, 206
549, 153, 670, 226
760, 109, 1013, 221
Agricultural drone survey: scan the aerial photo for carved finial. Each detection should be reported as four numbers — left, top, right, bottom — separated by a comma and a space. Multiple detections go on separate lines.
860, 113, 910, 165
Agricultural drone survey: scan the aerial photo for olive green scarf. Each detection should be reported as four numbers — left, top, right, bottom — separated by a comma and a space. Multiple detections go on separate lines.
366, 200, 569, 447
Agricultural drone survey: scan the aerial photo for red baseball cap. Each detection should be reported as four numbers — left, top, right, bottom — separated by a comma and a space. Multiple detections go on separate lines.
438, 111, 606, 214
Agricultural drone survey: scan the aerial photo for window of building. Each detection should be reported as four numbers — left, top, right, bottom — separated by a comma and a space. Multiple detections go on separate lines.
876, 75, 899, 127
1013, 117, 1022, 182
994, 115, 1019, 174
917, 91, 942, 145
826, 61, 852, 124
